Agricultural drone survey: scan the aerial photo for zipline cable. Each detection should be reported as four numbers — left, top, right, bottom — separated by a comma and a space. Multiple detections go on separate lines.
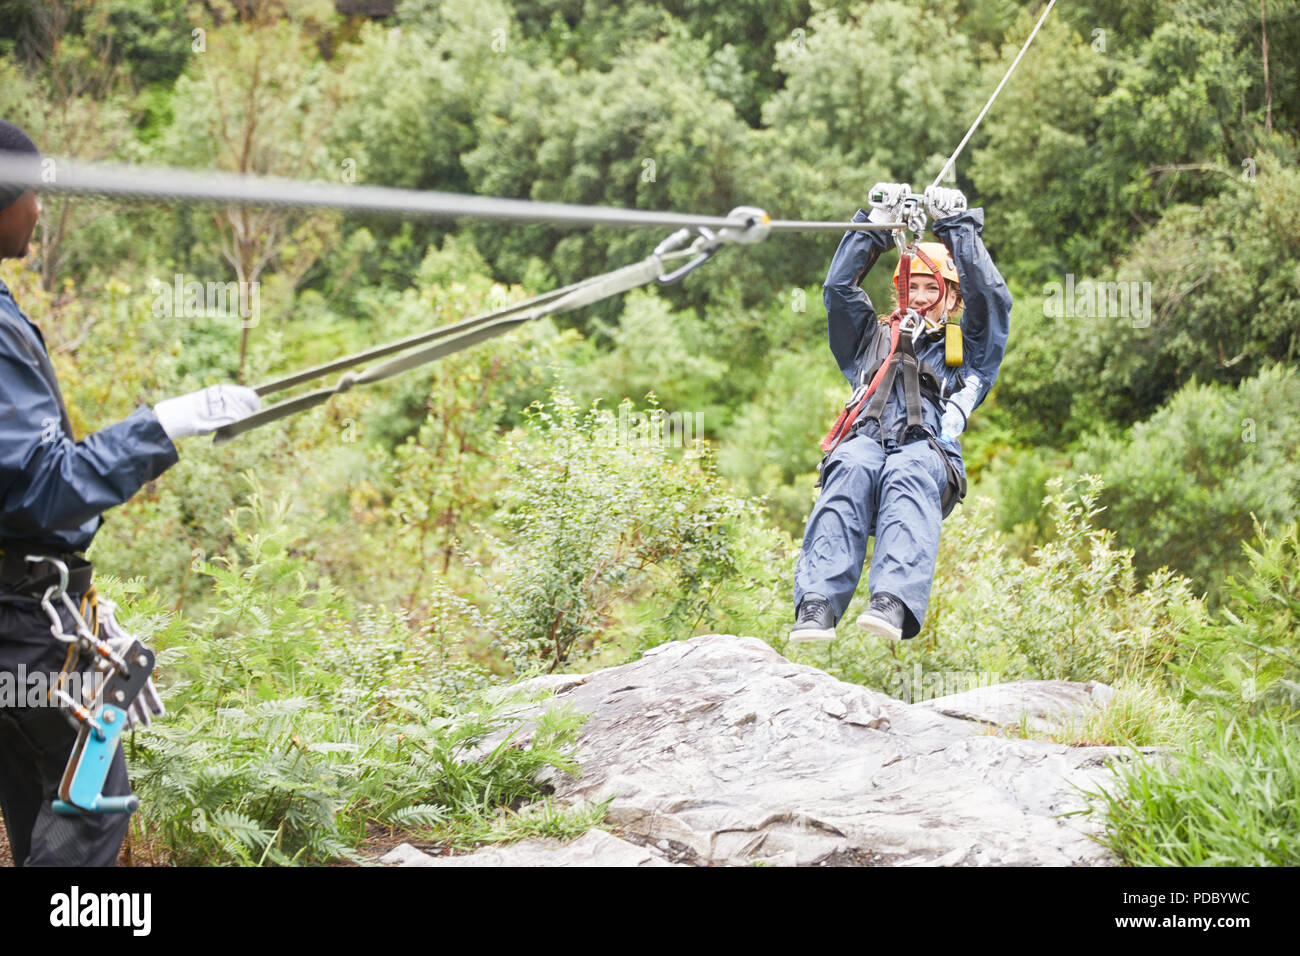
0, 154, 904, 234
929, 0, 1057, 190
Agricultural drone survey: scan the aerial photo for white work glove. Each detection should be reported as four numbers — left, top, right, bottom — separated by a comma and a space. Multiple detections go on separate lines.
940, 374, 981, 444
153, 384, 261, 441
924, 185, 967, 221
867, 182, 912, 224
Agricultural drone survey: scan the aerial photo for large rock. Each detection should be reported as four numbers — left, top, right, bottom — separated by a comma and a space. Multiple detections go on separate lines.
396, 635, 1136, 867
918, 679, 1116, 736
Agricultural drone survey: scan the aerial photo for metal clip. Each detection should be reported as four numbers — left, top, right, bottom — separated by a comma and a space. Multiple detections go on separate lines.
899, 309, 928, 347
26, 554, 129, 677
890, 190, 930, 253
657, 227, 720, 284
27, 556, 77, 645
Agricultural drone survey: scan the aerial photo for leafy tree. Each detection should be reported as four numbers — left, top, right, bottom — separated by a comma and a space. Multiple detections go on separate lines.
463, 36, 753, 316
761, 0, 981, 186
1071, 363, 1300, 601
158, 11, 347, 374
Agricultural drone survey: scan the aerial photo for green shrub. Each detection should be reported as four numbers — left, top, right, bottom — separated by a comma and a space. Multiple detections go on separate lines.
118, 490, 585, 865
480, 386, 780, 673
1172, 517, 1300, 717
1072, 363, 1300, 602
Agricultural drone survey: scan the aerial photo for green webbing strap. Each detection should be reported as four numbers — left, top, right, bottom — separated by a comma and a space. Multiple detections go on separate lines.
213, 254, 672, 444
247, 276, 593, 399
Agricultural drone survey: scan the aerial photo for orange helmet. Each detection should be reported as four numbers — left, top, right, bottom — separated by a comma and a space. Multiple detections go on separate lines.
892, 242, 959, 291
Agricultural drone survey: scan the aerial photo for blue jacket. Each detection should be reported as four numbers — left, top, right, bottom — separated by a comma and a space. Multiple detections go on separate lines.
822, 208, 1012, 448
0, 278, 178, 554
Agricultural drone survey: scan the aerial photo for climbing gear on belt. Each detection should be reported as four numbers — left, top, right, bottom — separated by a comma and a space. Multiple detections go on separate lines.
21, 555, 157, 815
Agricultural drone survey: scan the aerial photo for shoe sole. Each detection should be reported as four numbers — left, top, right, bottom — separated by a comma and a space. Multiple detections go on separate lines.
788, 626, 837, 643
856, 611, 903, 641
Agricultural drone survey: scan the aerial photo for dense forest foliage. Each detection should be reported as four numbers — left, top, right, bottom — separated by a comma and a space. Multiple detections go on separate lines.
0, 0, 1295, 865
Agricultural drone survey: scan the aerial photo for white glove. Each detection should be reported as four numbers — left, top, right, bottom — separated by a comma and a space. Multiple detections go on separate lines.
924, 185, 967, 221
867, 182, 912, 224
153, 384, 261, 441
940, 374, 981, 443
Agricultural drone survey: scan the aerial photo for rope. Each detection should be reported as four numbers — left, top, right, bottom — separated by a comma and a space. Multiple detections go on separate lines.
212, 246, 697, 443
929, 0, 1058, 190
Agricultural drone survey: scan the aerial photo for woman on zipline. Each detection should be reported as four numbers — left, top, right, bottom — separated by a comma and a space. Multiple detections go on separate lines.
790, 183, 1011, 642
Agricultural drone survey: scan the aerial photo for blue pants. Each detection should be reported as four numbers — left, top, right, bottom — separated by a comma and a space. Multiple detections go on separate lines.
794, 434, 948, 639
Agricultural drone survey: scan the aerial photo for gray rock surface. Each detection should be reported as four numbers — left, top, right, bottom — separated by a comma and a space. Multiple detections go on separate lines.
394, 634, 1135, 867
917, 679, 1116, 735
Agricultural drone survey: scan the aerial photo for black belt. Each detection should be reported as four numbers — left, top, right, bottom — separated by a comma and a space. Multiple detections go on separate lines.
0, 542, 93, 601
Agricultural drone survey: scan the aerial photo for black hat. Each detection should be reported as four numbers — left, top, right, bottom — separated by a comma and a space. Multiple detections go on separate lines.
0, 120, 41, 212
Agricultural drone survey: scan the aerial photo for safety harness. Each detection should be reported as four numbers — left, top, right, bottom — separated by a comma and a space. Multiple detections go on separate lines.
816, 229, 967, 517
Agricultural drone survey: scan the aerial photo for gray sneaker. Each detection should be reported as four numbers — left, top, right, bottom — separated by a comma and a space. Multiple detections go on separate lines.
856, 592, 907, 641
789, 594, 836, 643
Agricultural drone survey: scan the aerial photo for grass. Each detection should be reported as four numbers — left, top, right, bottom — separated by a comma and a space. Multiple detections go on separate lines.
993, 679, 1199, 748
1081, 711, 1300, 866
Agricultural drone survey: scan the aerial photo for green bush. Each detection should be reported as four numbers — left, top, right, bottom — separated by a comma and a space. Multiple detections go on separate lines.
118, 491, 585, 865
1071, 363, 1300, 602
480, 386, 779, 673
1172, 517, 1300, 717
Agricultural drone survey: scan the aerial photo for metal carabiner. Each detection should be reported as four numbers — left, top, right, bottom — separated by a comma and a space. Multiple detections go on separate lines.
658, 227, 720, 284
25, 554, 129, 675
899, 308, 928, 346
27, 556, 77, 644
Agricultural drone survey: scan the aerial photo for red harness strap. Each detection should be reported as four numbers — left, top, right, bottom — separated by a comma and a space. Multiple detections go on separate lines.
819, 311, 900, 454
